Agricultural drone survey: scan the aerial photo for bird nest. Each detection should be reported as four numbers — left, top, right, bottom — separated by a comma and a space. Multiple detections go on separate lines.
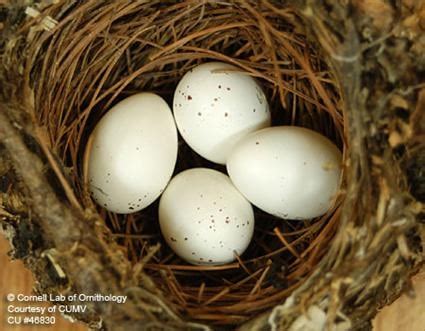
0, 1, 424, 330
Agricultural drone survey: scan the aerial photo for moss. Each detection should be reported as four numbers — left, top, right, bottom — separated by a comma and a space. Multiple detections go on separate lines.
11, 219, 44, 259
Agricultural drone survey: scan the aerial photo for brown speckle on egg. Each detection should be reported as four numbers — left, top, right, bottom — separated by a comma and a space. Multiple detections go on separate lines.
224, 112, 228, 117
188, 95, 192, 100
198, 112, 202, 116
170, 237, 177, 242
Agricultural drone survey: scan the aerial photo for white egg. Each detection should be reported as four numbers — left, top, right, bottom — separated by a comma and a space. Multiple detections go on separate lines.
173, 62, 271, 164
159, 168, 254, 265
84, 93, 178, 214
227, 126, 342, 220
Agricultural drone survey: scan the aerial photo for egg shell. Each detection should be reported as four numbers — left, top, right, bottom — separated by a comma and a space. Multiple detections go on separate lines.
159, 168, 255, 265
85, 92, 178, 214
227, 126, 342, 220
173, 62, 271, 164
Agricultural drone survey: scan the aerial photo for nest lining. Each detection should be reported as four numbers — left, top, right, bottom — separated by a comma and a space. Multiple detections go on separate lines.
11, 0, 345, 326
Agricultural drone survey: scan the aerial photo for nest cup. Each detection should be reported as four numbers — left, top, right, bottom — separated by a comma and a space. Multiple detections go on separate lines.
7, 0, 346, 327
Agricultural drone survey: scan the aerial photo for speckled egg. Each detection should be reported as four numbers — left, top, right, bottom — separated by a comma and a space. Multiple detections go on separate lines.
159, 168, 255, 265
173, 62, 271, 164
84, 92, 178, 214
227, 126, 342, 220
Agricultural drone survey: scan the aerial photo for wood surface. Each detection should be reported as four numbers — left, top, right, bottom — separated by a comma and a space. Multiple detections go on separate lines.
0, 234, 423, 331
0, 234, 85, 331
